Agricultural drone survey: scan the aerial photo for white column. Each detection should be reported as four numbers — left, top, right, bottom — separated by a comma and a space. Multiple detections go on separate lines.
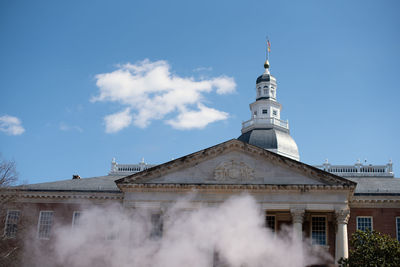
290, 208, 305, 241
335, 209, 350, 264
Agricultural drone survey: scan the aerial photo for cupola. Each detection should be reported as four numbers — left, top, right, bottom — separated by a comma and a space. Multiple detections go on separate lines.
238, 55, 300, 161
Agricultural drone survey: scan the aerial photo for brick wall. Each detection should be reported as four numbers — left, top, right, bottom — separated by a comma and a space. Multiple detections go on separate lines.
348, 208, 400, 240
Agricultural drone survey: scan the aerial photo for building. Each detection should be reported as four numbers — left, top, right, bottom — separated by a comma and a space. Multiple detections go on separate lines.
1, 58, 400, 266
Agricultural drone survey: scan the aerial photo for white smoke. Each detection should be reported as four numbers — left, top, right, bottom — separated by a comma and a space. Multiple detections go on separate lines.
26, 195, 332, 267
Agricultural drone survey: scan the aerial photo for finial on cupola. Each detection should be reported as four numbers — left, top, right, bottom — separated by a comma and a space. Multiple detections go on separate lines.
264, 60, 270, 69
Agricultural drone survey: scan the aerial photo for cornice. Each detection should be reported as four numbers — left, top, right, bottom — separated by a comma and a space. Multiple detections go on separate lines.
0, 190, 123, 201
350, 196, 400, 208
119, 183, 355, 193
21, 193, 123, 200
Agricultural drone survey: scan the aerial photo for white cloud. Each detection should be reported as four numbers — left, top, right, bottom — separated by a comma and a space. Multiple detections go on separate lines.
166, 104, 228, 130
0, 115, 25, 135
92, 59, 236, 132
104, 108, 132, 133
212, 76, 236, 94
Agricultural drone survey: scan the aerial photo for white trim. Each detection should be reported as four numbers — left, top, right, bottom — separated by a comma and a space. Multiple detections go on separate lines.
396, 217, 400, 242
356, 216, 373, 231
150, 212, 163, 239
4, 210, 20, 239
310, 215, 328, 246
37, 210, 54, 240
72, 211, 81, 228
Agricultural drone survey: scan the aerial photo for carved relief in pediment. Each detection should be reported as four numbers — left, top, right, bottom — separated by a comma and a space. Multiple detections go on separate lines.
213, 160, 255, 182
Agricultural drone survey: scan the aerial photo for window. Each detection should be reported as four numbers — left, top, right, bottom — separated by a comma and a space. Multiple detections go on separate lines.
356, 216, 373, 231
104, 217, 119, 241
37, 211, 54, 239
266, 215, 276, 232
311, 216, 327, 245
72, 211, 81, 227
273, 110, 278, 116
262, 109, 268, 114
397, 217, 400, 242
4, 210, 20, 238
213, 251, 224, 267
263, 89, 268, 94
105, 227, 118, 241
150, 213, 163, 239
258, 88, 261, 96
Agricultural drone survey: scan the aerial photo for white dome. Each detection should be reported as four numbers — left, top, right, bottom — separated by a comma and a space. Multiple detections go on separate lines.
238, 128, 299, 161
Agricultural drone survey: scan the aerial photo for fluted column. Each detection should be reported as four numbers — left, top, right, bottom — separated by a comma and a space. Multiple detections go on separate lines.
290, 208, 305, 241
335, 209, 350, 264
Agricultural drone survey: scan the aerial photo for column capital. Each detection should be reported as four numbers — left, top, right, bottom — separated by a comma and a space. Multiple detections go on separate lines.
290, 208, 305, 224
335, 209, 350, 224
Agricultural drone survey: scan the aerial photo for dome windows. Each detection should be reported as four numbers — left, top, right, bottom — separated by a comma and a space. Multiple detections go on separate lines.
255, 81, 278, 100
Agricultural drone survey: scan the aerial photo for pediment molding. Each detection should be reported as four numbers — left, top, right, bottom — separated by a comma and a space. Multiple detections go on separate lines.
116, 139, 356, 189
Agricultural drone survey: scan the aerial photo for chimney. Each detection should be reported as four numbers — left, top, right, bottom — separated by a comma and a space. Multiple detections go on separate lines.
72, 174, 81, 180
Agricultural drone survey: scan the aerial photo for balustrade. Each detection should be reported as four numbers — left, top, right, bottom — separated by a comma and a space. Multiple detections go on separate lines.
242, 117, 289, 130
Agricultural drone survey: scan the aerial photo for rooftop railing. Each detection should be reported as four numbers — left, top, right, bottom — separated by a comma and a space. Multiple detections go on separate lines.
242, 117, 289, 131
109, 159, 157, 175
314, 161, 394, 178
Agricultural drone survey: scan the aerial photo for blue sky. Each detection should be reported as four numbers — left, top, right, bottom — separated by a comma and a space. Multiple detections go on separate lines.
1, 0, 399, 183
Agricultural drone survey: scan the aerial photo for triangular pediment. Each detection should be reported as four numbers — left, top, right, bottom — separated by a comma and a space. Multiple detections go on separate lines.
116, 139, 355, 188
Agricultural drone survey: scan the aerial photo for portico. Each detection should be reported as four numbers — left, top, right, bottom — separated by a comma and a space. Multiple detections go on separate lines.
117, 139, 355, 263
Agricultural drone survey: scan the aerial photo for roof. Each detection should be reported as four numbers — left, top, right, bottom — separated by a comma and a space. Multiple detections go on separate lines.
237, 128, 299, 161
348, 177, 400, 195
238, 129, 277, 149
16, 175, 124, 193
5, 140, 363, 194
12, 163, 399, 196
256, 73, 271, 83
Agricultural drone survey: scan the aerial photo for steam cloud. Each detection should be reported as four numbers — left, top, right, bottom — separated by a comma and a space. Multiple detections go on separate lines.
26, 195, 331, 266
